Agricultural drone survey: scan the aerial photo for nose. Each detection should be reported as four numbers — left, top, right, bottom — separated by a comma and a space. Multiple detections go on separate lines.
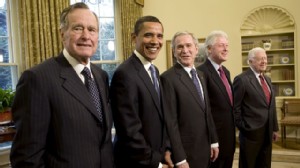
81, 29, 91, 39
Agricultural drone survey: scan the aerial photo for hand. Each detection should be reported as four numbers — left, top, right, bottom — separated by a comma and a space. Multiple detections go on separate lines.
273, 131, 279, 141
210, 147, 219, 162
176, 162, 189, 168
162, 164, 169, 168
164, 150, 174, 167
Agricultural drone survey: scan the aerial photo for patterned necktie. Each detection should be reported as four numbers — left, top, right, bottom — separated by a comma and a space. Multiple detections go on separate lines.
149, 64, 160, 99
190, 69, 205, 108
259, 75, 271, 105
218, 67, 233, 105
81, 67, 103, 122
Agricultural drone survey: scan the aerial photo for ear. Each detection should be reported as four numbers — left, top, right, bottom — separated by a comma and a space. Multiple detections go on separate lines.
60, 29, 65, 41
131, 33, 136, 42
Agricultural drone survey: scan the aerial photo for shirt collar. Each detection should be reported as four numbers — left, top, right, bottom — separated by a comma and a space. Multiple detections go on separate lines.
208, 57, 221, 71
177, 61, 195, 75
63, 49, 91, 76
134, 50, 152, 70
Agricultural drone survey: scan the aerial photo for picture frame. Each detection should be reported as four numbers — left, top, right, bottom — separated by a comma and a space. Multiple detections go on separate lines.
166, 38, 206, 69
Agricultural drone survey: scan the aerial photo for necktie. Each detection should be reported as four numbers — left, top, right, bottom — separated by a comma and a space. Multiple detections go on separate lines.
149, 64, 160, 99
218, 67, 233, 105
81, 67, 103, 122
190, 69, 205, 107
259, 75, 271, 105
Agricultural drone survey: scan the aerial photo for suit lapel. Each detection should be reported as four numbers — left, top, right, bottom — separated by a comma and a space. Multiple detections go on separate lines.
56, 55, 102, 122
206, 60, 232, 105
247, 69, 268, 105
174, 63, 205, 110
132, 55, 163, 118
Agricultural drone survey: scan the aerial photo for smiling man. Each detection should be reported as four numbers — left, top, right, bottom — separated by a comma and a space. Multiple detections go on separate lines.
110, 16, 173, 168
10, 3, 114, 168
160, 31, 219, 168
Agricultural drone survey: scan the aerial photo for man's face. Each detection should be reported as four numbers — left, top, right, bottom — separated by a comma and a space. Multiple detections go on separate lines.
249, 50, 268, 73
60, 8, 99, 64
174, 34, 198, 68
208, 37, 229, 64
132, 22, 163, 62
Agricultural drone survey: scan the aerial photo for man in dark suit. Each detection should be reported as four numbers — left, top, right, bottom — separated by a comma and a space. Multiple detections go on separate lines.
197, 30, 235, 168
110, 16, 172, 168
10, 3, 114, 168
233, 47, 279, 168
160, 31, 219, 168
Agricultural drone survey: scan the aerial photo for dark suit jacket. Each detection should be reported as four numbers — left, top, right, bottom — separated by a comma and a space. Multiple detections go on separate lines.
10, 53, 114, 168
110, 54, 168, 168
160, 63, 218, 168
233, 68, 279, 141
197, 60, 236, 159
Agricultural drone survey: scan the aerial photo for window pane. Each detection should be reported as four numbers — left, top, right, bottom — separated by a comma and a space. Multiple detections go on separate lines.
85, 0, 114, 17
95, 63, 117, 83
0, 66, 17, 89
0, 37, 9, 63
101, 40, 115, 60
0, 2, 8, 37
100, 18, 115, 39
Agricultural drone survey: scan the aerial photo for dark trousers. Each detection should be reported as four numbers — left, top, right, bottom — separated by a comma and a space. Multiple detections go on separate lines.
238, 125, 272, 168
210, 155, 234, 168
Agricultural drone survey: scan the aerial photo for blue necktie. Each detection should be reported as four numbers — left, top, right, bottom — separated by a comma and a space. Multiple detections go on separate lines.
81, 67, 103, 122
190, 69, 205, 107
149, 64, 160, 99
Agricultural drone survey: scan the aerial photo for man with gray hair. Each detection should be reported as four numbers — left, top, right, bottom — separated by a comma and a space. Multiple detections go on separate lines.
233, 47, 279, 168
10, 3, 114, 167
161, 31, 219, 168
197, 30, 235, 168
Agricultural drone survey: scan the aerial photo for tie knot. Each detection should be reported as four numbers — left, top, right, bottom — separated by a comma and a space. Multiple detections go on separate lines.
149, 64, 156, 73
82, 67, 92, 79
259, 75, 264, 79
190, 69, 197, 75
218, 66, 223, 72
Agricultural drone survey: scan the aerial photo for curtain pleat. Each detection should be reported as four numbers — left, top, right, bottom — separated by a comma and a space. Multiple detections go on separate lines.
120, 0, 143, 60
17, 0, 69, 70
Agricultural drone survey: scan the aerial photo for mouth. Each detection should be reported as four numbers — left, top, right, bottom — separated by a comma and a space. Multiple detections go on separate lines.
77, 43, 92, 47
146, 46, 159, 53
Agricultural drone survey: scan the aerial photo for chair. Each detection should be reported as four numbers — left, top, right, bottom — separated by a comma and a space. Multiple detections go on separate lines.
280, 99, 300, 147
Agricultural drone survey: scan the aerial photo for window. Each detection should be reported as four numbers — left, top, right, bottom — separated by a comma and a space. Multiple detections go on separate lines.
71, 0, 118, 82
0, 0, 17, 90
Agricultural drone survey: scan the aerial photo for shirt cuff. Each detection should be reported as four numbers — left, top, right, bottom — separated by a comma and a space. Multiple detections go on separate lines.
158, 162, 162, 168
176, 159, 187, 166
211, 142, 219, 148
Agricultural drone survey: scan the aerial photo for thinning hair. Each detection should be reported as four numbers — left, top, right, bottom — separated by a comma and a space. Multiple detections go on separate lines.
171, 31, 199, 51
60, 2, 98, 30
133, 15, 163, 35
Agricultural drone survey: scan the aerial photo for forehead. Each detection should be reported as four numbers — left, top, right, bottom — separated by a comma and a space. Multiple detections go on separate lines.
140, 22, 163, 33
254, 50, 267, 58
175, 34, 193, 44
68, 9, 98, 25
215, 36, 228, 44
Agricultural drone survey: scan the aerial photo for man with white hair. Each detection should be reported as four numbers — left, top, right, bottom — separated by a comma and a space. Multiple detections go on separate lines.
233, 47, 279, 168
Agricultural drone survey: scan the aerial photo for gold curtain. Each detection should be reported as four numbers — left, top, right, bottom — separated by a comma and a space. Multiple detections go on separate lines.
119, 0, 143, 60
17, 0, 69, 69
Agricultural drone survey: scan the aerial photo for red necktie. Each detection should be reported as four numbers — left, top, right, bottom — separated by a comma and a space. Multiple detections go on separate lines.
218, 67, 233, 105
259, 75, 270, 105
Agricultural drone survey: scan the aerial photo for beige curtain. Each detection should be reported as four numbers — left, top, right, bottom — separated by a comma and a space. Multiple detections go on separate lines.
119, 0, 143, 60
17, 0, 69, 69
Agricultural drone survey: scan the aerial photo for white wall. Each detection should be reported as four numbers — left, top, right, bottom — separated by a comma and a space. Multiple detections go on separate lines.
142, 0, 300, 84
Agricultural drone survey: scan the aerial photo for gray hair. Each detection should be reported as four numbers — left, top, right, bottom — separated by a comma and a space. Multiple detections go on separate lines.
60, 2, 98, 30
171, 31, 199, 51
247, 47, 266, 64
204, 30, 228, 56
